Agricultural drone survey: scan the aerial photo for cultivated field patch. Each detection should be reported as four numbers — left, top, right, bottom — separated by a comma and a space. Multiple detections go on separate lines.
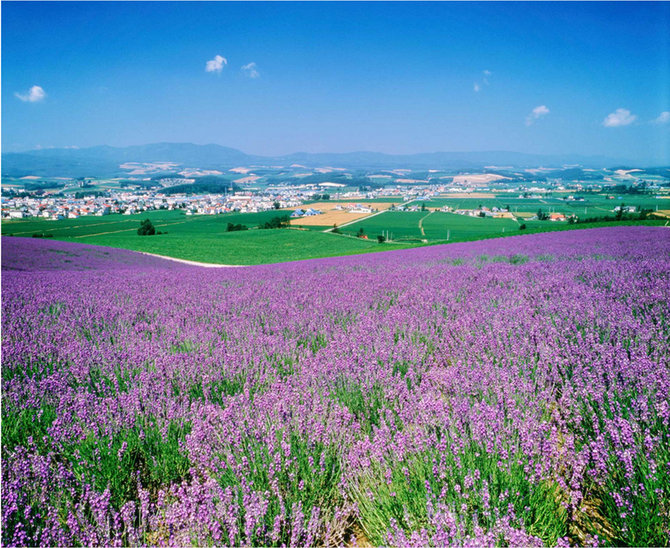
289, 201, 398, 227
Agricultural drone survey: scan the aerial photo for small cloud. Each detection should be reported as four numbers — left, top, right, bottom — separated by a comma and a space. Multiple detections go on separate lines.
603, 108, 637, 127
474, 70, 492, 92
15, 85, 46, 103
241, 62, 260, 79
654, 111, 670, 124
205, 54, 227, 73
525, 105, 550, 126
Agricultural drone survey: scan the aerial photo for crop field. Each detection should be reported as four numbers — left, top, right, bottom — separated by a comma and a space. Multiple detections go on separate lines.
3, 227, 669, 546
422, 212, 520, 240
289, 202, 396, 228
4, 211, 398, 265
424, 194, 669, 220
342, 210, 521, 242
342, 211, 427, 240
1, 210, 284, 240
47, 229, 391, 265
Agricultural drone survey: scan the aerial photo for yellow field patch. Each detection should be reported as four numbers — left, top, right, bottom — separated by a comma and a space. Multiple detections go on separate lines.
289, 201, 398, 227
290, 211, 372, 227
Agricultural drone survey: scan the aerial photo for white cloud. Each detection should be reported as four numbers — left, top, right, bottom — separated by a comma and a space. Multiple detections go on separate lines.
603, 108, 637, 127
241, 62, 260, 79
205, 54, 227, 73
474, 70, 492, 92
525, 105, 550, 126
654, 111, 670, 124
15, 85, 46, 102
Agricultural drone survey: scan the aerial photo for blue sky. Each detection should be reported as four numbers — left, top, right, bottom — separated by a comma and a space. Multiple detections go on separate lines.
2, 1, 669, 163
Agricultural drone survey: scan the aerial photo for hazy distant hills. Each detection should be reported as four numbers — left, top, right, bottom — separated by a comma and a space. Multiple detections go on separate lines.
1, 142, 637, 178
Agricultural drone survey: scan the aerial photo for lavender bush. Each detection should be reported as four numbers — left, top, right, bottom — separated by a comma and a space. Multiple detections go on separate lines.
2, 227, 669, 546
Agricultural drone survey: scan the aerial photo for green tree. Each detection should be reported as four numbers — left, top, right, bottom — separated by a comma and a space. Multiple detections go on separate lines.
137, 219, 156, 236
259, 215, 291, 229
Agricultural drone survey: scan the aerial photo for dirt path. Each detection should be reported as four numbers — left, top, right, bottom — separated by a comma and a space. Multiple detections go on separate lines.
418, 211, 433, 237
137, 251, 246, 268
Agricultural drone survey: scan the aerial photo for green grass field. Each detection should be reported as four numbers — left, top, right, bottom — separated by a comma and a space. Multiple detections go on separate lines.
2, 210, 408, 265
3, 197, 667, 265
340, 210, 521, 242
341, 211, 427, 240
78, 229, 395, 265
1, 210, 286, 240
424, 194, 669, 219
422, 212, 520, 240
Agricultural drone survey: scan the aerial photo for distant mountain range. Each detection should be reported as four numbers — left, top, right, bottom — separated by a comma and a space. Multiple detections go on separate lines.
0, 142, 642, 178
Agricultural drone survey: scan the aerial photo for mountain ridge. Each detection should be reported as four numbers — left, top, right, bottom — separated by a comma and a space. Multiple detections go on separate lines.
1, 142, 646, 178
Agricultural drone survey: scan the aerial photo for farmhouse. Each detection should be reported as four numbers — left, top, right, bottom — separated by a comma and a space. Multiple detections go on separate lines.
549, 213, 566, 221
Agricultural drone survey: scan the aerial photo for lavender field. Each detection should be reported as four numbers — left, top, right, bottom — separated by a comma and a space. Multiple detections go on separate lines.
2, 227, 669, 547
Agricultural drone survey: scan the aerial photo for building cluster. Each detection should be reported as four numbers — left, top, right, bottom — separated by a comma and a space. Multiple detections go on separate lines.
1, 189, 306, 220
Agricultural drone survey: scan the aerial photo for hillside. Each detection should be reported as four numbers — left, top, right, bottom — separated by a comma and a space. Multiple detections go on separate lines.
3, 227, 669, 545
1, 143, 629, 177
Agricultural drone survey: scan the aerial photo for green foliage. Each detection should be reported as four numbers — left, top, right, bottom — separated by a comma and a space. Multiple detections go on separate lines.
259, 215, 291, 229
227, 222, 248, 232
70, 418, 192, 510
2, 402, 191, 512
350, 442, 568, 546
137, 219, 155, 236
377, 234, 386, 243
576, 391, 670, 546
332, 379, 392, 435
216, 430, 343, 546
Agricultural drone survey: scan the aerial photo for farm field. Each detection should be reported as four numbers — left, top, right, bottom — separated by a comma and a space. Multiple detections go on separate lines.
341, 210, 521, 241
2, 227, 669, 546
423, 194, 669, 219
422, 211, 520, 240
342, 211, 427, 240
289, 201, 397, 228
3, 211, 401, 265
1, 210, 284, 240
83, 229, 399, 265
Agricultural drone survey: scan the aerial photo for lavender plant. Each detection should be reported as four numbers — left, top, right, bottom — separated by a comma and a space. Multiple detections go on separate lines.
2, 227, 669, 546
